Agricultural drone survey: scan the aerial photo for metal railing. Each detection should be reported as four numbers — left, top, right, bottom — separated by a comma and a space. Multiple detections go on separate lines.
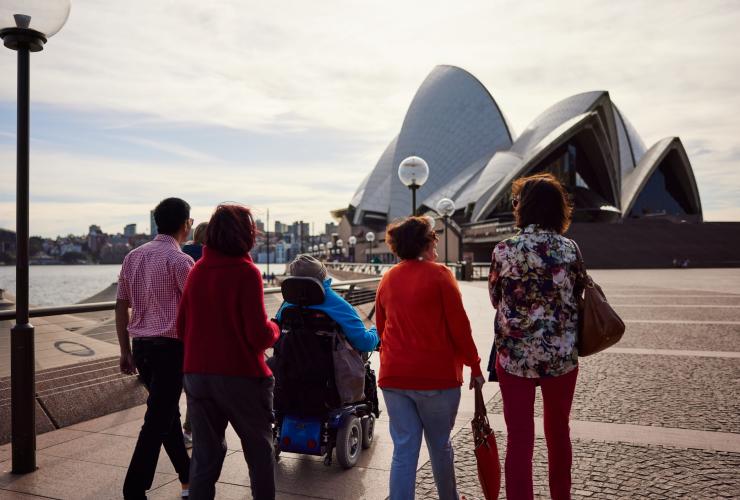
0, 277, 382, 321
323, 261, 492, 281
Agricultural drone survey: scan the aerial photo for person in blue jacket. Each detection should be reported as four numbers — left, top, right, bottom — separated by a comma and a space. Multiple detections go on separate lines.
276, 254, 379, 353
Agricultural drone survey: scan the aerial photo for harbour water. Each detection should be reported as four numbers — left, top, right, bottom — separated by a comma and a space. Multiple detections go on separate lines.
0, 263, 286, 307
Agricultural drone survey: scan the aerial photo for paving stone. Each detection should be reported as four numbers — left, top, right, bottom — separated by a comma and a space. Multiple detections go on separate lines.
415, 430, 740, 499
614, 305, 740, 322
485, 353, 740, 433
617, 322, 740, 351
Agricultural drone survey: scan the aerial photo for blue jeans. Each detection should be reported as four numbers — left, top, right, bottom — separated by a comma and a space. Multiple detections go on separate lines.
382, 387, 461, 500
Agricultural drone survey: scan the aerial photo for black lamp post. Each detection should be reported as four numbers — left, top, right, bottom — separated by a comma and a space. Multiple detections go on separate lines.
398, 156, 429, 216
1, 0, 71, 474
348, 235, 357, 262
365, 231, 375, 263
436, 198, 456, 266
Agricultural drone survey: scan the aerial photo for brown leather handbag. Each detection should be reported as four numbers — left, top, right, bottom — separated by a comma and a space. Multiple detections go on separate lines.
573, 242, 625, 356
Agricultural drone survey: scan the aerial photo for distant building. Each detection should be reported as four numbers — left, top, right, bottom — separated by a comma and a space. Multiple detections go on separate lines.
124, 224, 137, 237
60, 242, 83, 255
255, 219, 265, 233
274, 221, 289, 235
150, 210, 157, 236
274, 242, 287, 263
324, 222, 338, 236
87, 225, 105, 255
342, 64, 704, 263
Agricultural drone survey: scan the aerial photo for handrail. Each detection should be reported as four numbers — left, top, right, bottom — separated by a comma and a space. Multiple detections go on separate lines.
0, 277, 382, 322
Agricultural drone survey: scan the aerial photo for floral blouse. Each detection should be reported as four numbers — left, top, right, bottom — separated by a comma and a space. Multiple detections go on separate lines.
489, 224, 581, 378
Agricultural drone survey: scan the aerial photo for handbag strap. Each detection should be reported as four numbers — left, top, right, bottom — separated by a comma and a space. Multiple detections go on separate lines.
474, 385, 487, 420
570, 239, 590, 285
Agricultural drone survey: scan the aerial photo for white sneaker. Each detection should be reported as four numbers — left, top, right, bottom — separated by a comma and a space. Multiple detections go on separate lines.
181, 484, 189, 498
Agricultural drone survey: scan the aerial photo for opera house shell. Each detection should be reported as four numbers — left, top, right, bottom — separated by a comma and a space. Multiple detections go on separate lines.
348, 65, 703, 228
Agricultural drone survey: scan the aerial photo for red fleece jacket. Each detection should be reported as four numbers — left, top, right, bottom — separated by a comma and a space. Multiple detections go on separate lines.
375, 259, 483, 390
177, 247, 279, 377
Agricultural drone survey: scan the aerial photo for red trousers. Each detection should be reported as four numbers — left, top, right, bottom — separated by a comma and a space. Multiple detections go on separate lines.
496, 357, 578, 500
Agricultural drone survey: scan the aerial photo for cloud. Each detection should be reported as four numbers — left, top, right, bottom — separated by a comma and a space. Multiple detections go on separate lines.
0, 0, 738, 234
0, 145, 369, 236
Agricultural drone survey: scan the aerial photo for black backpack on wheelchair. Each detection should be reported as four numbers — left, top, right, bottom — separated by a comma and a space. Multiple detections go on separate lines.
269, 276, 379, 468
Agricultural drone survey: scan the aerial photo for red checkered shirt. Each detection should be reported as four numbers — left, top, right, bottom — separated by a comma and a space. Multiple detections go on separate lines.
116, 234, 194, 339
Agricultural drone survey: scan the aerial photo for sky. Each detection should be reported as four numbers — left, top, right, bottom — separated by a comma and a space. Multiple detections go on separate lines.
0, 0, 739, 237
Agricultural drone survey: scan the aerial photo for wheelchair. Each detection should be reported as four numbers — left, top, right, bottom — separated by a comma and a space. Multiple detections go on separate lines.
270, 276, 380, 469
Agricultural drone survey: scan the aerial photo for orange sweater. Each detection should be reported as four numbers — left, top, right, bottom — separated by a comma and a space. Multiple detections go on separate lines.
375, 259, 482, 390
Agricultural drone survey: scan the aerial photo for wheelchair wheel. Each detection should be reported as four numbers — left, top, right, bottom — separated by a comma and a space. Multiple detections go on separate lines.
336, 415, 361, 469
361, 415, 375, 449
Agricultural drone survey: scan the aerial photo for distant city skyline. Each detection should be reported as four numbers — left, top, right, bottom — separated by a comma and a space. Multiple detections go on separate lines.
1, 0, 739, 237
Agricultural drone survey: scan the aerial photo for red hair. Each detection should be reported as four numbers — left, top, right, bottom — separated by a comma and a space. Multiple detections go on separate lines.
205, 204, 256, 256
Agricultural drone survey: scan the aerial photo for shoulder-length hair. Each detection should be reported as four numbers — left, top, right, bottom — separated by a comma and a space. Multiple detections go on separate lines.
512, 173, 573, 234
206, 204, 256, 256
386, 216, 435, 260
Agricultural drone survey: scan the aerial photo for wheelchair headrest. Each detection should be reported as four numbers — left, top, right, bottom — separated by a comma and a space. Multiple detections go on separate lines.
281, 276, 325, 306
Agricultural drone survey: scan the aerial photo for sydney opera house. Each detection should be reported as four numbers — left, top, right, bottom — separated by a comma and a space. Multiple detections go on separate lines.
335, 66, 737, 267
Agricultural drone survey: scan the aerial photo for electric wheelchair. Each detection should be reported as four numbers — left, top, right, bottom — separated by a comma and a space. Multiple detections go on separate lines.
269, 276, 380, 469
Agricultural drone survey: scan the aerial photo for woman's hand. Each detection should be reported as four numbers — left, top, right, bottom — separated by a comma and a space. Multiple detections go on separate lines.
469, 375, 485, 390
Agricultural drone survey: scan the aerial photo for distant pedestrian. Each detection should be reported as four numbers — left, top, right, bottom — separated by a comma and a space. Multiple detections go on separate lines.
180, 221, 208, 449
182, 222, 208, 262
178, 203, 280, 500
375, 216, 484, 500
488, 173, 583, 500
116, 197, 194, 500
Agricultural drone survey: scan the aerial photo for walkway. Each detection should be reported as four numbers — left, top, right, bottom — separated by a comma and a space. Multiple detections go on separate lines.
0, 269, 739, 498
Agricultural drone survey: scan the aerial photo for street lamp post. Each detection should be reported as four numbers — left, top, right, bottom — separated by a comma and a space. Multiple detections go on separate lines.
336, 239, 343, 262
365, 231, 375, 263
348, 235, 357, 262
435, 198, 456, 266
319, 243, 325, 258
326, 241, 333, 260
398, 156, 430, 216
0, 0, 71, 474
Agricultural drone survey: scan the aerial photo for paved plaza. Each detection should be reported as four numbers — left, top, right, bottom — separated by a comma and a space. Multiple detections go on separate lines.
1, 269, 739, 498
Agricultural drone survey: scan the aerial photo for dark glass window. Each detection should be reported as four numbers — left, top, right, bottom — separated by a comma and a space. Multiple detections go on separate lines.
488, 141, 619, 222
628, 153, 695, 218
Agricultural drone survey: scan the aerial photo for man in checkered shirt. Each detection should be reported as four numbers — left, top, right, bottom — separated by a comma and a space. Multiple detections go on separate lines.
116, 197, 194, 500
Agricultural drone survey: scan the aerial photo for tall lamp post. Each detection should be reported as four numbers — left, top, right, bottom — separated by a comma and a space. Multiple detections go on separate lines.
265, 209, 270, 276
336, 239, 343, 261
398, 156, 429, 216
1, 0, 71, 474
319, 243, 325, 258
326, 241, 333, 260
348, 235, 357, 262
435, 198, 456, 266
365, 231, 375, 263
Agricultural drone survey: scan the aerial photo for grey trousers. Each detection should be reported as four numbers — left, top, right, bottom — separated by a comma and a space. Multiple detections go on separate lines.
184, 374, 276, 500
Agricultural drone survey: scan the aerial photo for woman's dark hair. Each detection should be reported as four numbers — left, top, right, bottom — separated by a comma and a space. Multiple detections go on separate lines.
153, 197, 191, 235
512, 173, 573, 234
205, 204, 256, 256
386, 216, 435, 260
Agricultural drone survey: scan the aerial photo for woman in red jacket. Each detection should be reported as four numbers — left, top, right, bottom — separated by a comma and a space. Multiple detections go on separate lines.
375, 216, 485, 500
177, 204, 279, 500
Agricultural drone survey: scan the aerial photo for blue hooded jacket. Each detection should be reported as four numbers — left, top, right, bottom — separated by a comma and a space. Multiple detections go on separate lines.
276, 278, 379, 353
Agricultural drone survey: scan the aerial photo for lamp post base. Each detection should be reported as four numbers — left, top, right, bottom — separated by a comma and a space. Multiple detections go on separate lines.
10, 322, 36, 474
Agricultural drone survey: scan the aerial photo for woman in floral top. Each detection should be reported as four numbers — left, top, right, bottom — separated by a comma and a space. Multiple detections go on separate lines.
489, 173, 583, 500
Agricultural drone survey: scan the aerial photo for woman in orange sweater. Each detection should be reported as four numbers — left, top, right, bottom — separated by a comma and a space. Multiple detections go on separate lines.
375, 216, 484, 500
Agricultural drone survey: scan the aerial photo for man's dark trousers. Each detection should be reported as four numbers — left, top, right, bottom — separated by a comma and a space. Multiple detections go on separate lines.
123, 338, 190, 499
